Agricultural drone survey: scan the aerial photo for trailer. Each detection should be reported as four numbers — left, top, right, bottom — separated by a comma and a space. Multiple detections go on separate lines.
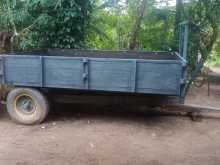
0, 23, 189, 125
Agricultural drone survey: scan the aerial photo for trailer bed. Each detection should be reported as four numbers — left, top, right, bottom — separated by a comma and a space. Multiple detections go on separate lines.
10, 49, 179, 60
0, 49, 185, 96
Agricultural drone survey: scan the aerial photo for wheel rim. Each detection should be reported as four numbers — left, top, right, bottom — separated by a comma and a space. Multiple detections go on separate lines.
14, 94, 36, 115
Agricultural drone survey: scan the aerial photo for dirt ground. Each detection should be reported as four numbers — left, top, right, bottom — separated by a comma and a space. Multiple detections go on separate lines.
0, 70, 220, 165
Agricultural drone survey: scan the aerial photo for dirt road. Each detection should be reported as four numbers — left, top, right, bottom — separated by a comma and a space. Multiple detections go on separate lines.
0, 102, 220, 165
0, 69, 220, 165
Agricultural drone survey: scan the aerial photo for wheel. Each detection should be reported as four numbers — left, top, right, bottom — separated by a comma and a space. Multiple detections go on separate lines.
6, 88, 49, 125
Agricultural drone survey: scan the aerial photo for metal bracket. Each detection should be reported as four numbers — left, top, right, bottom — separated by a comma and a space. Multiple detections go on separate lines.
83, 58, 88, 64
83, 58, 89, 89
83, 73, 88, 80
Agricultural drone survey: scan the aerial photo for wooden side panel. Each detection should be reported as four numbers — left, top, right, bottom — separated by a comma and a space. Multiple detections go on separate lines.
3, 55, 183, 96
44, 57, 83, 89
136, 61, 181, 95
88, 59, 134, 92
4, 56, 41, 86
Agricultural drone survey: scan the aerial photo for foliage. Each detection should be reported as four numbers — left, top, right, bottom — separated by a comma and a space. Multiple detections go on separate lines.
86, 8, 133, 50
138, 6, 175, 51
183, 0, 220, 70
208, 38, 220, 66
86, 0, 175, 51
30, 0, 94, 49
0, 0, 95, 50
0, 0, 220, 69
87, 0, 220, 69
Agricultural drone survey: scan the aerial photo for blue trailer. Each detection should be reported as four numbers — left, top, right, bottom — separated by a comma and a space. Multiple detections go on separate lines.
0, 23, 189, 124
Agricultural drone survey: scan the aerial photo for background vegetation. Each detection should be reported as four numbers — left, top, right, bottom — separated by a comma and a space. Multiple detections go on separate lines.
0, 0, 220, 68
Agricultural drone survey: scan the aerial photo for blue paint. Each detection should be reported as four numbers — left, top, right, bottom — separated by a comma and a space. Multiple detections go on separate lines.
2, 53, 184, 96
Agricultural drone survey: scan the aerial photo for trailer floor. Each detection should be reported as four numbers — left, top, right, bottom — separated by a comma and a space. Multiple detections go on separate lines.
0, 71, 220, 165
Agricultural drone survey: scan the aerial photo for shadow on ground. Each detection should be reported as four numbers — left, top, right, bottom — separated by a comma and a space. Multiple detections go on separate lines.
46, 103, 187, 126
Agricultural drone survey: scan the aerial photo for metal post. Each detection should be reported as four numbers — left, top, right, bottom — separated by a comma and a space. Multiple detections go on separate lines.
182, 24, 189, 60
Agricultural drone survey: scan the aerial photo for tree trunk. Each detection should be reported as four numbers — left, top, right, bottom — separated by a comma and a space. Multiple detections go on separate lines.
161, 17, 169, 49
0, 32, 12, 53
129, 0, 148, 50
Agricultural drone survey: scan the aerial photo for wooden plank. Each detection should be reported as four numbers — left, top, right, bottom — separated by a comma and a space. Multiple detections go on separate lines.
164, 104, 220, 119
88, 59, 133, 92
4, 56, 42, 86
2, 54, 183, 96
136, 62, 181, 95
44, 57, 83, 89
166, 104, 220, 112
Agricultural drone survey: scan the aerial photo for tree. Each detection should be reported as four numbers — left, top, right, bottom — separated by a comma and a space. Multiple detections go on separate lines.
185, 0, 220, 70
0, 0, 95, 51
30, 0, 94, 49
129, 0, 148, 50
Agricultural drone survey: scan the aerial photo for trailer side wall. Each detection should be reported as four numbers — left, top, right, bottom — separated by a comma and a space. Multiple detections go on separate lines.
2, 55, 183, 96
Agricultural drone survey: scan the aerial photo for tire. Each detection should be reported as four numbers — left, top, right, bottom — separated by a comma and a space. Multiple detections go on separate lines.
6, 88, 49, 125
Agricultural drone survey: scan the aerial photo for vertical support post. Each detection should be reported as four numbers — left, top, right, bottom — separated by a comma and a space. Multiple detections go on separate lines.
131, 60, 137, 92
179, 26, 183, 56
40, 56, 44, 87
83, 58, 89, 89
179, 22, 189, 99
182, 24, 189, 60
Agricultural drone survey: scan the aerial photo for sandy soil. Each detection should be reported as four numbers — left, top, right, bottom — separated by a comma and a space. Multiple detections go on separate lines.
0, 105, 220, 165
186, 84, 220, 108
0, 71, 220, 165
